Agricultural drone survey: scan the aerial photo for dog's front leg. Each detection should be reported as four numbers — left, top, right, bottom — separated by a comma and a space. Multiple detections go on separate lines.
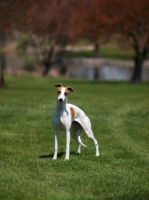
65, 130, 70, 160
53, 129, 58, 160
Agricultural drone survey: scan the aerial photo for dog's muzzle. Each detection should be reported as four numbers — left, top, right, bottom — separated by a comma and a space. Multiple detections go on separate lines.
59, 98, 63, 102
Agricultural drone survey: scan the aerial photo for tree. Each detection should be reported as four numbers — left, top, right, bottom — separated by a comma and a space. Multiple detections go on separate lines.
9, 0, 79, 75
28, 0, 79, 75
73, 0, 149, 81
110, 0, 149, 82
73, 0, 112, 57
0, 32, 7, 87
1, 0, 149, 82
0, 0, 36, 87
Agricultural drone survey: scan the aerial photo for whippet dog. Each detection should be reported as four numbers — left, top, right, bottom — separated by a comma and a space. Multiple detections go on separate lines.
52, 83, 99, 160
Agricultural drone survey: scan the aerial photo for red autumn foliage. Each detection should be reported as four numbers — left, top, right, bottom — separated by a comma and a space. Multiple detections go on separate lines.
0, 0, 149, 82
111, 0, 149, 81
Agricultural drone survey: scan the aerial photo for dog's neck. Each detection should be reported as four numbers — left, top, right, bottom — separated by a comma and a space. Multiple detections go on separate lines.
56, 97, 67, 111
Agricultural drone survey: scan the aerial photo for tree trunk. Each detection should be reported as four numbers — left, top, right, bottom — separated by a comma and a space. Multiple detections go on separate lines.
131, 55, 143, 82
0, 32, 6, 88
42, 45, 54, 76
0, 54, 6, 87
131, 35, 149, 82
94, 43, 100, 58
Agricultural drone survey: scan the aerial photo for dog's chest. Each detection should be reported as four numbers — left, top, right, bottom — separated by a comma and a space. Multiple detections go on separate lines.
56, 110, 71, 130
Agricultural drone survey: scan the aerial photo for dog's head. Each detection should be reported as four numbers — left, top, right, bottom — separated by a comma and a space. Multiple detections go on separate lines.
54, 83, 74, 102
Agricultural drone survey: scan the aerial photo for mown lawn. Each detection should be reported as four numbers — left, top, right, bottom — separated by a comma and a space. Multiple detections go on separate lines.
62, 45, 149, 60
62, 45, 136, 60
0, 76, 149, 200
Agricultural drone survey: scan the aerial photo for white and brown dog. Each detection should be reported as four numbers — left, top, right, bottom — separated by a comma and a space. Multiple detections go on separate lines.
52, 83, 99, 160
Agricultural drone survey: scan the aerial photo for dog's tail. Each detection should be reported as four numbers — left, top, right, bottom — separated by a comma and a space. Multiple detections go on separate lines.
78, 136, 87, 147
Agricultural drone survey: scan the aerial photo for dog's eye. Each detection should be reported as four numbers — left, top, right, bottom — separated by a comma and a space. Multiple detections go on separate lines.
58, 91, 61, 95
64, 92, 67, 96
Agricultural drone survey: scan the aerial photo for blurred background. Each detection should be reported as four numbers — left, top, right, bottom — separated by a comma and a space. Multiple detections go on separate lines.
0, 0, 149, 87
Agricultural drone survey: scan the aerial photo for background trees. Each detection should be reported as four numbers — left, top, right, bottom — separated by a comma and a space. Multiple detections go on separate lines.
111, 0, 149, 82
28, 0, 79, 75
74, 0, 114, 57
0, 0, 149, 85
75, 0, 149, 81
0, 32, 6, 87
0, 0, 36, 86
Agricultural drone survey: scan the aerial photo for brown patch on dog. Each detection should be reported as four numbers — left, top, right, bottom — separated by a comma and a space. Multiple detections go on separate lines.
54, 83, 62, 88
66, 86, 75, 92
70, 107, 75, 119
65, 86, 75, 96
54, 83, 63, 94
65, 88, 70, 95
56, 87, 62, 95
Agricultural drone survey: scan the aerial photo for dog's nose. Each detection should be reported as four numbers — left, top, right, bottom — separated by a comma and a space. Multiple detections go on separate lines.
59, 98, 63, 102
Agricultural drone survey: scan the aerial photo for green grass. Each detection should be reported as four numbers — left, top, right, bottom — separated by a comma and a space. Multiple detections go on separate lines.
0, 76, 149, 200
62, 45, 149, 60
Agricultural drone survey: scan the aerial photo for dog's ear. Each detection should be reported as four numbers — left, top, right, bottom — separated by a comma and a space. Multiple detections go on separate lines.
54, 83, 62, 88
66, 86, 75, 92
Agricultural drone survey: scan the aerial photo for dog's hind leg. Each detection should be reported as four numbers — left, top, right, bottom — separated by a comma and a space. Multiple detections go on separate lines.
76, 136, 82, 154
81, 117, 100, 156
85, 129, 99, 156
72, 133, 86, 154
76, 134, 87, 154
71, 121, 86, 154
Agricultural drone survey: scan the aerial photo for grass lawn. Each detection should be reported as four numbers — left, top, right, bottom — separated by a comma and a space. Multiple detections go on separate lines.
0, 76, 149, 200
62, 45, 149, 60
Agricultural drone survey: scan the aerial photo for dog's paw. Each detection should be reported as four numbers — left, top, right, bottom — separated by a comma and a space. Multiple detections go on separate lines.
76, 151, 81, 154
95, 152, 100, 157
64, 158, 69, 160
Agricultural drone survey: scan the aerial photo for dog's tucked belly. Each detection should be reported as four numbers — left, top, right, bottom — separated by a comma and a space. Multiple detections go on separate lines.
57, 121, 65, 130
